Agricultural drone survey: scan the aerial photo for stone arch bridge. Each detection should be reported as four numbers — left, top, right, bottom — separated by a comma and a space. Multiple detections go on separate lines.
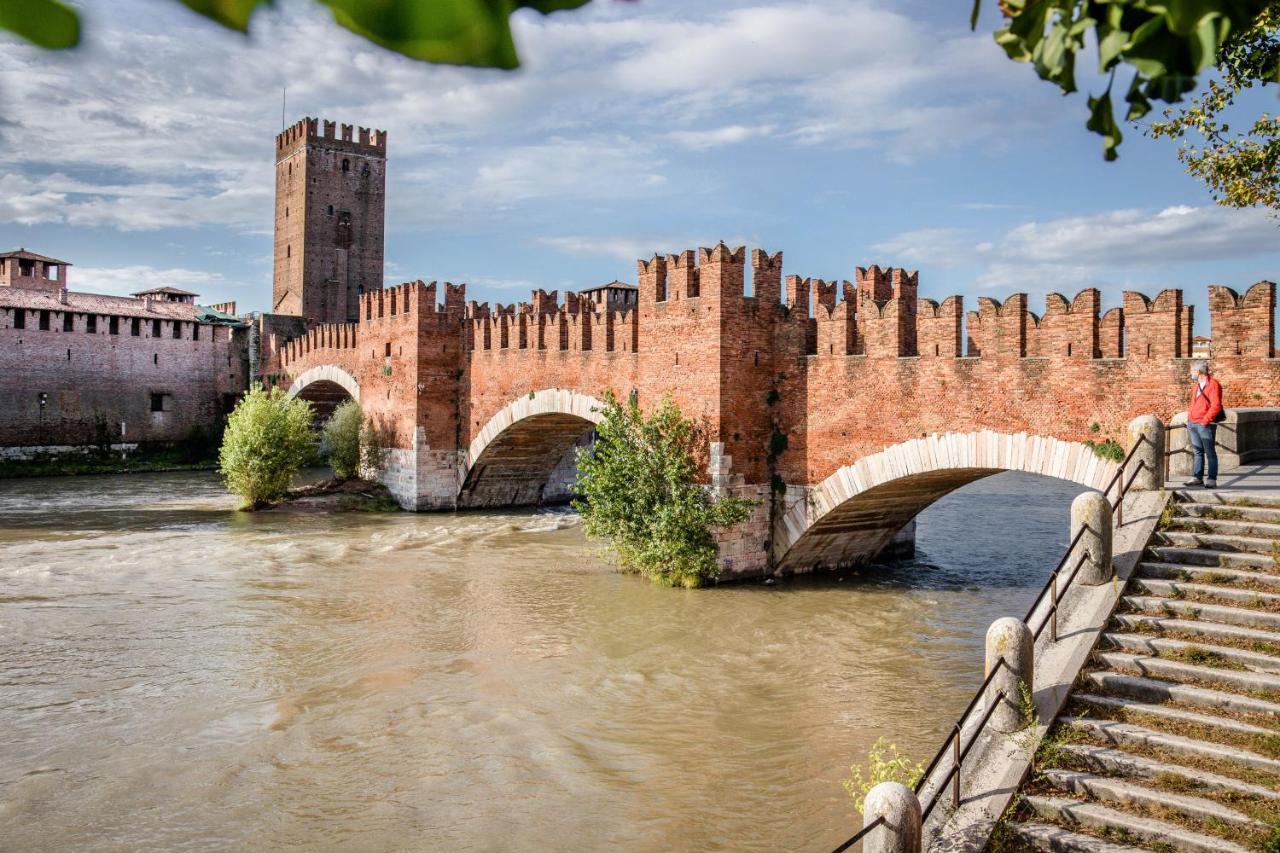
272, 245, 1279, 579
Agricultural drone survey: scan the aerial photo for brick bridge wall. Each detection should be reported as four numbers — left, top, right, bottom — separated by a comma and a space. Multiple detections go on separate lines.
277, 245, 1279, 578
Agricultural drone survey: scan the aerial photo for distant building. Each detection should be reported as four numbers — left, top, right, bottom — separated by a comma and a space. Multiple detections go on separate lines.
1192, 335, 1212, 358
1, 248, 70, 292
132, 286, 199, 305
580, 280, 638, 311
0, 253, 249, 455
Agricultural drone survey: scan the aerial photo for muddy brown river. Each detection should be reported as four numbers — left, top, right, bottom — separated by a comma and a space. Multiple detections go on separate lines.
0, 470, 1082, 851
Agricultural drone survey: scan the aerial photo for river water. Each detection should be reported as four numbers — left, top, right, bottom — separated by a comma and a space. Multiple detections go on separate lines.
0, 470, 1083, 851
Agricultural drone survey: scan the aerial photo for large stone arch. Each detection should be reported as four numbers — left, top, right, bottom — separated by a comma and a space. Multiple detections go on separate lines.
285, 364, 362, 425
459, 388, 606, 508
775, 430, 1120, 573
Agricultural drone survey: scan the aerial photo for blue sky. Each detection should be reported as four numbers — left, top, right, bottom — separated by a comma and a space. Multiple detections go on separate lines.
1, 0, 1277, 330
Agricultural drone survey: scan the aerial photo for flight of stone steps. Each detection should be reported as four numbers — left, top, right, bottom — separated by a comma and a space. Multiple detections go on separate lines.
998, 491, 1280, 853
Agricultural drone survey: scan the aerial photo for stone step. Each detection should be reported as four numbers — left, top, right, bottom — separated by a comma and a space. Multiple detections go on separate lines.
1167, 517, 1280, 540
1022, 795, 1251, 853
1136, 561, 1280, 588
1146, 545, 1278, 570
1178, 502, 1280, 525
1073, 691, 1280, 738
1103, 632, 1280, 674
1154, 530, 1280, 557
1039, 768, 1263, 829
1176, 492, 1280, 510
1007, 821, 1149, 853
1063, 716, 1280, 775
1058, 743, 1280, 801
1097, 650, 1280, 695
1122, 595, 1280, 631
1085, 671, 1280, 718
1110, 613, 1280, 651
1131, 577, 1280, 609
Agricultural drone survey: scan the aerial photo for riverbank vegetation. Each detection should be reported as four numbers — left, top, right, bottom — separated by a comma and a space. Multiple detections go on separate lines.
0, 424, 222, 479
219, 385, 317, 509
843, 737, 925, 814
572, 392, 754, 589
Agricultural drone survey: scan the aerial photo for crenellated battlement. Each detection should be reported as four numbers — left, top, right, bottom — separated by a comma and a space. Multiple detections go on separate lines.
280, 321, 359, 367
275, 116, 388, 162
358, 279, 462, 327
466, 285, 640, 354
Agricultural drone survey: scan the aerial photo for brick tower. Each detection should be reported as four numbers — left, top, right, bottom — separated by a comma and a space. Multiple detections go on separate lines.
273, 117, 387, 324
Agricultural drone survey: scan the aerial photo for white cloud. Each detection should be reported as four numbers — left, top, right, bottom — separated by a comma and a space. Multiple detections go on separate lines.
873, 204, 1280, 298
0, 0, 1058, 232
72, 264, 236, 299
665, 125, 775, 149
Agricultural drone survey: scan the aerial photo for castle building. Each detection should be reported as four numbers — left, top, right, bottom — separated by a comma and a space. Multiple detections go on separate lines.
1, 249, 69, 292
0, 262, 249, 455
272, 118, 387, 325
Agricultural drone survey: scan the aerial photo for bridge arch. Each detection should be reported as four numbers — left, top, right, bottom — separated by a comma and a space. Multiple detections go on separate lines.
460, 388, 606, 508
285, 364, 361, 424
775, 430, 1120, 573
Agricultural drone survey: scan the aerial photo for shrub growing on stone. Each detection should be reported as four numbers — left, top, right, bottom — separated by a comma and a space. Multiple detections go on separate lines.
572, 392, 754, 588
323, 399, 364, 479
218, 385, 315, 509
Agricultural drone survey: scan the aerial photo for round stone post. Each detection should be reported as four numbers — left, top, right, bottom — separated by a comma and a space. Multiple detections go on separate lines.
1127, 414, 1165, 491
985, 617, 1034, 733
1071, 491, 1113, 585
862, 782, 922, 853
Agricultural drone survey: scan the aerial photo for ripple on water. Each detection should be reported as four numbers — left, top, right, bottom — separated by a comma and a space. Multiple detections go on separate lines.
0, 469, 1084, 851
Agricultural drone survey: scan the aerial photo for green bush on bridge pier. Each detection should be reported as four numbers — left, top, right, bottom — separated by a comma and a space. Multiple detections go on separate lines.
572, 392, 754, 589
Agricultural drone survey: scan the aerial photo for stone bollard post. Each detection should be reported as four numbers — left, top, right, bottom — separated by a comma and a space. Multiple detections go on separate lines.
1127, 414, 1165, 491
985, 617, 1034, 733
862, 782, 922, 853
1070, 491, 1113, 585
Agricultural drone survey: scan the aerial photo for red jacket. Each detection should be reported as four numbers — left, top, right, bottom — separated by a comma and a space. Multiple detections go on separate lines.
1188, 376, 1223, 425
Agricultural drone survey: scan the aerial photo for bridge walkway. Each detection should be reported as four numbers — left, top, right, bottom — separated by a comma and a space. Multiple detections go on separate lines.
1002, 464, 1280, 853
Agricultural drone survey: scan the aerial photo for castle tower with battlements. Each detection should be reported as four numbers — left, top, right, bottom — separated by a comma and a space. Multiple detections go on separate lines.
273, 117, 387, 325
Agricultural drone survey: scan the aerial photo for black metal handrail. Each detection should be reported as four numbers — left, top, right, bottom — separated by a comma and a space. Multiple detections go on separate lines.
828, 431, 1158, 851
828, 658, 1010, 853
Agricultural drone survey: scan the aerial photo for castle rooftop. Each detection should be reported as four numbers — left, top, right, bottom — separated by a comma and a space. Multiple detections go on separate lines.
1, 248, 71, 265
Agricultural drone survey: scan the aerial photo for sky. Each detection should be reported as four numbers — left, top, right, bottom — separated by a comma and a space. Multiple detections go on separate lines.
1, 0, 1277, 331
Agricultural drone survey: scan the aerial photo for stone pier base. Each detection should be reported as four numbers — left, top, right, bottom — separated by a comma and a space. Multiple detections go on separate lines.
379, 428, 464, 510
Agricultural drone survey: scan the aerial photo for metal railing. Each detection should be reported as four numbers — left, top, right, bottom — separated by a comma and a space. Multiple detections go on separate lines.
1165, 422, 1187, 484
828, 433, 1155, 852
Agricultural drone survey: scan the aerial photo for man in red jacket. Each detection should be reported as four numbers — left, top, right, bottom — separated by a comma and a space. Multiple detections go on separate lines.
1185, 359, 1224, 489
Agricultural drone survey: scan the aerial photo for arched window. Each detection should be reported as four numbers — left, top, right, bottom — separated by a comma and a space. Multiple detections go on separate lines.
327, 204, 334, 215
286, 244, 291, 258
342, 158, 350, 173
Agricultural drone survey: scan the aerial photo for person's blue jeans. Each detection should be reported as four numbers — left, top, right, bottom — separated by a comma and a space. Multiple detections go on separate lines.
1187, 422, 1218, 481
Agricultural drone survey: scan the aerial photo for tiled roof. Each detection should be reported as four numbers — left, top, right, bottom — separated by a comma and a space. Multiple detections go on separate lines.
0, 287, 201, 321
582, 280, 637, 293
132, 286, 199, 297
1, 248, 71, 265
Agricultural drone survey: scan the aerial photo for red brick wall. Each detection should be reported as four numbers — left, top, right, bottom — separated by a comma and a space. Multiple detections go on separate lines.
277, 249, 1280, 496
273, 118, 386, 324
0, 308, 248, 446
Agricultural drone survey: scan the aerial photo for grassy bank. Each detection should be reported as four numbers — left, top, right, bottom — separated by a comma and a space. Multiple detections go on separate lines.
0, 446, 218, 479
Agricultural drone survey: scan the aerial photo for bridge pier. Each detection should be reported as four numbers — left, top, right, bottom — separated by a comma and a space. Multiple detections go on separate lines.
380, 428, 464, 511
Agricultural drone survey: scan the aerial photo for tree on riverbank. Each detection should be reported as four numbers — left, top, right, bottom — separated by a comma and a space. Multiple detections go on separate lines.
572, 393, 754, 589
322, 400, 363, 480
219, 385, 316, 509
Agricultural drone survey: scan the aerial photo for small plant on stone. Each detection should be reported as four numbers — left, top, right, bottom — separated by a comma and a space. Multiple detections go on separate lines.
1157, 500, 1178, 531
1084, 437, 1125, 463
842, 737, 924, 815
